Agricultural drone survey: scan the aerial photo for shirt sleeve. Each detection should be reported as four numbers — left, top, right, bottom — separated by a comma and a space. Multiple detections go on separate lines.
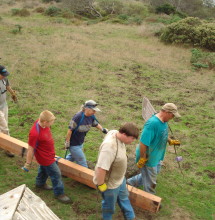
28, 131, 39, 149
97, 142, 116, 171
140, 121, 155, 147
68, 112, 81, 130
92, 117, 99, 127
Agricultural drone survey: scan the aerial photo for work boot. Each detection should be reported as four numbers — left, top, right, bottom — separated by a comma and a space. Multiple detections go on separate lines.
56, 194, 71, 204
5, 150, 15, 157
36, 184, 53, 190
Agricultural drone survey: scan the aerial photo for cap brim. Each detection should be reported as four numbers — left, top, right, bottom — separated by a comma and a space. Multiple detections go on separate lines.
173, 112, 181, 118
92, 107, 101, 112
1, 71, 10, 77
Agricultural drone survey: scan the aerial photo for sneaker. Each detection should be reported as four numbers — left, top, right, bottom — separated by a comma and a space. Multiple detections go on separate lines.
56, 194, 71, 204
36, 184, 53, 190
5, 150, 15, 157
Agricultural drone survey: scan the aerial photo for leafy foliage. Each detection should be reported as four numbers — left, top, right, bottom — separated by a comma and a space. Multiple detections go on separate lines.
156, 3, 176, 15
149, 0, 215, 19
11, 8, 30, 17
160, 17, 215, 51
11, 25, 23, 34
45, 6, 61, 17
34, 7, 46, 13
190, 48, 215, 69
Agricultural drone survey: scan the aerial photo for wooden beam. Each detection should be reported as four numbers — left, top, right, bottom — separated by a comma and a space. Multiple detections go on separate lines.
0, 133, 161, 213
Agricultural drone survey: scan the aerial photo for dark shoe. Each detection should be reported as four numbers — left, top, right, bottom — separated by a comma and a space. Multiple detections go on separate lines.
62, 175, 68, 178
56, 194, 71, 204
5, 150, 15, 157
36, 184, 53, 190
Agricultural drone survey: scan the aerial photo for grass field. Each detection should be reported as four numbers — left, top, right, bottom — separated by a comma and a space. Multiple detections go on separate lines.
0, 1, 214, 220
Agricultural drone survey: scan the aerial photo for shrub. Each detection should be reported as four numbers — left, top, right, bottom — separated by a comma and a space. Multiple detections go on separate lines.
45, 6, 61, 17
95, 0, 148, 18
11, 24, 23, 34
190, 48, 215, 69
34, 7, 45, 13
11, 8, 20, 16
156, 3, 176, 15
11, 8, 30, 17
122, 1, 148, 18
96, 0, 124, 16
157, 14, 182, 24
160, 17, 215, 51
61, 10, 74, 19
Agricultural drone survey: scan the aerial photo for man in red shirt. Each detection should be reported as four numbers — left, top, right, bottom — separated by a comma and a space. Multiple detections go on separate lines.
23, 110, 71, 204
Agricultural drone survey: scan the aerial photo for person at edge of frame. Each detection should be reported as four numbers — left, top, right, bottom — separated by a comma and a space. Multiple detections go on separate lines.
0, 65, 18, 157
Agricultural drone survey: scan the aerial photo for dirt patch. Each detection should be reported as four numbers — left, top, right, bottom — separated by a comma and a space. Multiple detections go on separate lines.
170, 207, 192, 220
204, 170, 215, 179
182, 162, 192, 170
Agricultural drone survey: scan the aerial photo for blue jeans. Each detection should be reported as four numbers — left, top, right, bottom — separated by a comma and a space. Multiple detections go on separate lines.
127, 163, 161, 195
36, 161, 64, 196
66, 144, 88, 168
101, 178, 135, 220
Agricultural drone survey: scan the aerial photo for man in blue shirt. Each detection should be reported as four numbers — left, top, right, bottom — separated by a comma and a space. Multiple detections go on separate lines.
127, 103, 181, 195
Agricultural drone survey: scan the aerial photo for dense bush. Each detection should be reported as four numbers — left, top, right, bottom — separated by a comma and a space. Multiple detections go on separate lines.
157, 14, 182, 24
122, 1, 148, 18
44, 6, 61, 16
190, 48, 215, 69
34, 7, 45, 13
11, 8, 30, 17
95, 0, 124, 16
61, 9, 74, 19
160, 17, 215, 51
156, 3, 176, 15
93, 0, 148, 24
95, 0, 148, 17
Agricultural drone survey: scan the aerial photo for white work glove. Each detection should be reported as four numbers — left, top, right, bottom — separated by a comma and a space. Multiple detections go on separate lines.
64, 141, 70, 149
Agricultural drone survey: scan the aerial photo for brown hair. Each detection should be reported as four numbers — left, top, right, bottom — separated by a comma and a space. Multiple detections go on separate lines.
119, 122, 139, 139
39, 110, 56, 122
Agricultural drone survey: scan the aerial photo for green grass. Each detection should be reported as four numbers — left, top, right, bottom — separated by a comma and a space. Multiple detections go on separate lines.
0, 2, 215, 220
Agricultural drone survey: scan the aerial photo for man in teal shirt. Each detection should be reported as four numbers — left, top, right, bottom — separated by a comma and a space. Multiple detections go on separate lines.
127, 103, 181, 194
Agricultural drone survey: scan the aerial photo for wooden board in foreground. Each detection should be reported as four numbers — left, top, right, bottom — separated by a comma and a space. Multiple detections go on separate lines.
0, 133, 161, 213
0, 184, 60, 220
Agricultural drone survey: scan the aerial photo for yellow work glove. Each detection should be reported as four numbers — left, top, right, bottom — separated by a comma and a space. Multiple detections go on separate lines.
136, 157, 148, 169
97, 183, 107, 192
22, 163, 30, 172
11, 90, 18, 103
168, 139, 181, 146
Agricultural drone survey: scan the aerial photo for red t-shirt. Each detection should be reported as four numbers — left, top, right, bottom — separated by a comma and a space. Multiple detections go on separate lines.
28, 120, 55, 166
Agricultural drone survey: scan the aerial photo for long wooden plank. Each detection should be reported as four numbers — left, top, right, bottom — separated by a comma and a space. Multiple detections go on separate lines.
0, 133, 161, 213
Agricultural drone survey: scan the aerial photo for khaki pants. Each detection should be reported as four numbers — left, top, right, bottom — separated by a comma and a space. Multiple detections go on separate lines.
0, 105, 9, 135
0, 106, 13, 156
